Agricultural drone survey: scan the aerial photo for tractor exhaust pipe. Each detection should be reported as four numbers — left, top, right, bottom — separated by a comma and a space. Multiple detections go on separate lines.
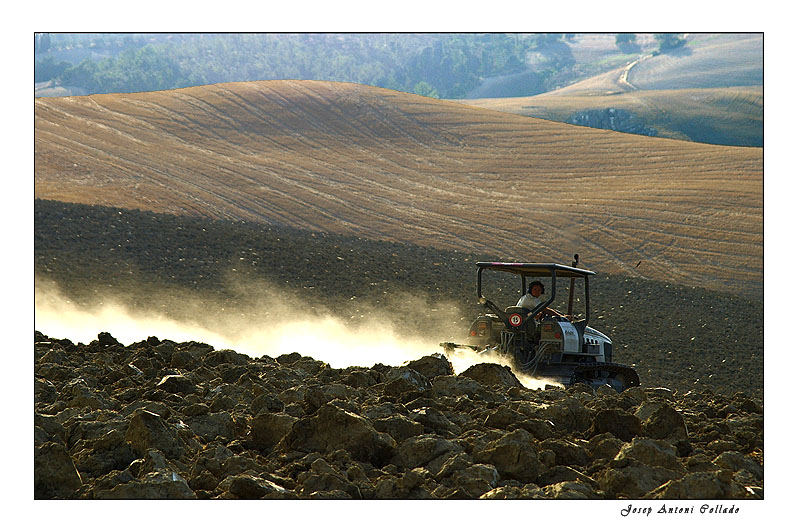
567, 254, 579, 317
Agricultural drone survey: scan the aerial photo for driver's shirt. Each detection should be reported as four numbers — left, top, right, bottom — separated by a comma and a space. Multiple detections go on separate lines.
517, 293, 544, 310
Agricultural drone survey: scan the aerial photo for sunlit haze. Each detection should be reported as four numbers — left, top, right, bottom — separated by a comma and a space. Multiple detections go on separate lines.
34, 282, 556, 389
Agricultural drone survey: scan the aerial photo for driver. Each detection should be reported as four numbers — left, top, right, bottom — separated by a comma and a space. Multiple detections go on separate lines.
517, 281, 564, 318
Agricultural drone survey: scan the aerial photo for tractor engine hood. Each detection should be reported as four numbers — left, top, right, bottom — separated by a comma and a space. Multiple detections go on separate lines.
540, 320, 581, 354
583, 326, 611, 343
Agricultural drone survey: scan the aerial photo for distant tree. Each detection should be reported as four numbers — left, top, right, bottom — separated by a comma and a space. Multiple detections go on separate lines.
412, 81, 439, 98
35, 56, 72, 82
60, 58, 99, 90
615, 33, 640, 52
654, 33, 687, 53
538, 33, 562, 45
35, 33, 52, 54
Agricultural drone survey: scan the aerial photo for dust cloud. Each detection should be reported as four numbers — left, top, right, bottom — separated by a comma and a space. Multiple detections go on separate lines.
445, 346, 563, 390
34, 278, 555, 389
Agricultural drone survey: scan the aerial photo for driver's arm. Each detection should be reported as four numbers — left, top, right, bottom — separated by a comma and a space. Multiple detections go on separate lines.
539, 307, 565, 318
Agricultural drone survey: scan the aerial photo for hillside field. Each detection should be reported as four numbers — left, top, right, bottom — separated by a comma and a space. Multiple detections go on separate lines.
460, 34, 763, 146
35, 80, 763, 297
461, 85, 763, 146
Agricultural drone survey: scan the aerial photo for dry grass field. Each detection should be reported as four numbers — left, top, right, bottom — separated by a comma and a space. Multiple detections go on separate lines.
35, 80, 763, 296
626, 33, 763, 90
548, 33, 762, 96
461, 85, 763, 146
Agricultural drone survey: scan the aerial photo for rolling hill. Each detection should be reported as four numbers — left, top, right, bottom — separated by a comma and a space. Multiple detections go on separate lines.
625, 33, 763, 91
459, 34, 763, 146
34, 80, 763, 296
460, 85, 763, 146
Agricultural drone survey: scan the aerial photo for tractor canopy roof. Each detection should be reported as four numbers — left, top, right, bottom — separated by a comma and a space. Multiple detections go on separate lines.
476, 262, 595, 278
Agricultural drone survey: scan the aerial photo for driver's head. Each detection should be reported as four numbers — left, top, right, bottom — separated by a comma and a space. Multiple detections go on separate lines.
529, 281, 545, 296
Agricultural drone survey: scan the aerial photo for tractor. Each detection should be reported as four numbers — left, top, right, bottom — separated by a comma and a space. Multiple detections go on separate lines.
441, 255, 639, 391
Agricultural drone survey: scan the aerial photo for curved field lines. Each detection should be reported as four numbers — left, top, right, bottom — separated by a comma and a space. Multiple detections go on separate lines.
35, 80, 763, 296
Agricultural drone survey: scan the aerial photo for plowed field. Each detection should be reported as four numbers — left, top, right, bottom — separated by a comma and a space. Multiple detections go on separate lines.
35, 80, 763, 296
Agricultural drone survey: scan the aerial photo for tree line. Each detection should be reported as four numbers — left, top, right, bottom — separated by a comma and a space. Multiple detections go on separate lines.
35, 33, 585, 99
